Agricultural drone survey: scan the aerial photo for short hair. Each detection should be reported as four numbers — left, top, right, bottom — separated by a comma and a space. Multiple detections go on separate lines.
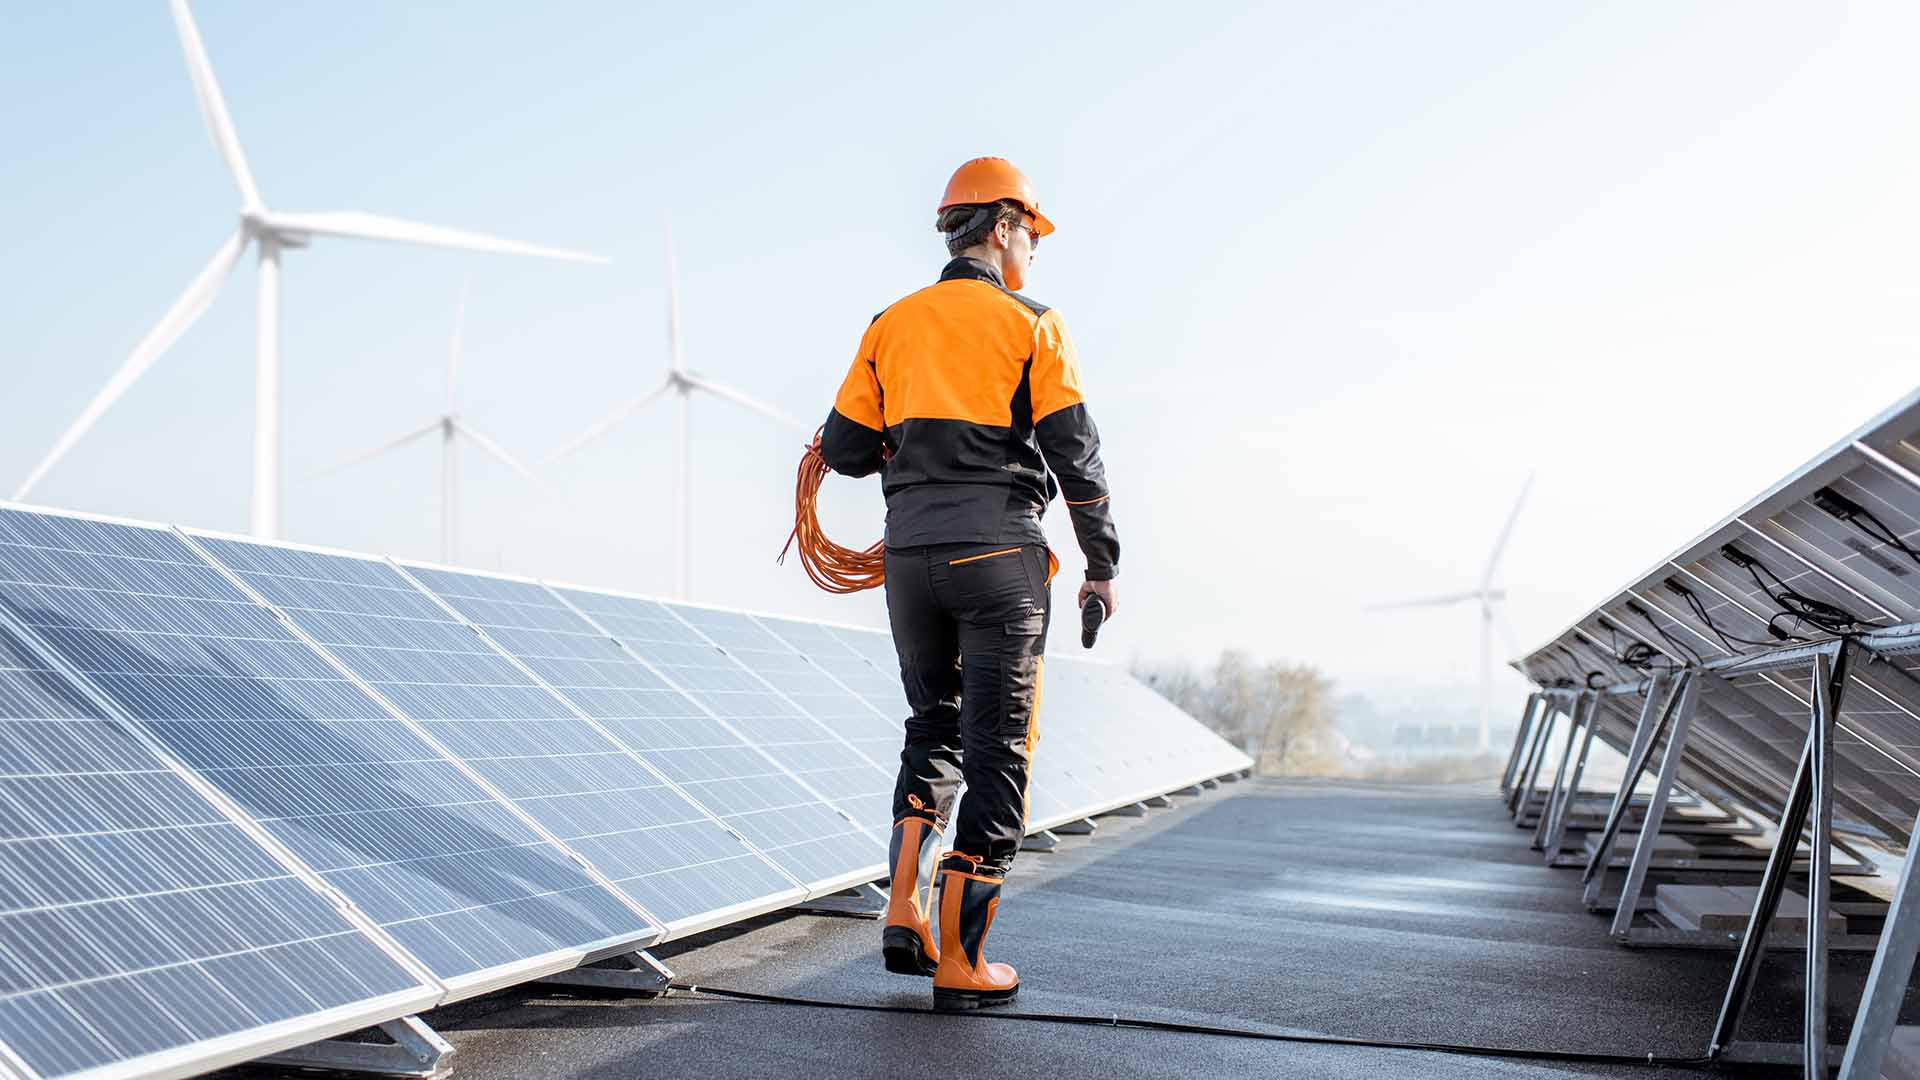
936, 199, 1027, 257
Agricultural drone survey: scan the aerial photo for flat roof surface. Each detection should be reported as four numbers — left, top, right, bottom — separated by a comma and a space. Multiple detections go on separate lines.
220, 778, 1869, 1079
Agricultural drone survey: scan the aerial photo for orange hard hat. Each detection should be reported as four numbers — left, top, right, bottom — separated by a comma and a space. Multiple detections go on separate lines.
938, 157, 1055, 237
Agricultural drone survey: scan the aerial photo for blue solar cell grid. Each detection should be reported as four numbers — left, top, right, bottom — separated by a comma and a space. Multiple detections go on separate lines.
665, 605, 894, 829
184, 536, 663, 968
0, 513, 650, 985
399, 565, 800, 927
552, 588, 883, 887
0, 510, 429, 1079
739, 614, 907, 777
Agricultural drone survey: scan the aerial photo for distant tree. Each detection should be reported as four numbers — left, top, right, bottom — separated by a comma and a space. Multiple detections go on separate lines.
1254, 662, 1333, 774
1134, 651, 1336, 775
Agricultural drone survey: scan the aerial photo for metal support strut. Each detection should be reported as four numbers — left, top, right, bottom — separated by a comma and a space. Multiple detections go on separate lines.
1509, 697, 1559, 818
1838, 804, 1920, 1079
791, 882, 889, 919
1710, 642, 1850, 1069
1608, 673, 1701, 938
257, 1016, 453, 1079
1500, 693, 1542, 798
538, 949, 676, 996
1533, 691, 1590, 852
1581, 673, 1678, 908
1543, 691, 1603, 860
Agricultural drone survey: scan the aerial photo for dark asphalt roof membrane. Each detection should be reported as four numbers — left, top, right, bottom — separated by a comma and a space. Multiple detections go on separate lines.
216, 779, 1874, 1079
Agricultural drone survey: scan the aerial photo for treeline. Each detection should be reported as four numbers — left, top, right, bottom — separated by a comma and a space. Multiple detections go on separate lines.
1132, 651, 1335, 775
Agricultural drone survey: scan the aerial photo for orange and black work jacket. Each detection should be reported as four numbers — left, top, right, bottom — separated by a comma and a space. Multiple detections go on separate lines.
820, 257, 1119, 580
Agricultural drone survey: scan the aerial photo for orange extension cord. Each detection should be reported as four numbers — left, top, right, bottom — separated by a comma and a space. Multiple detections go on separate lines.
779, 430, 886, 593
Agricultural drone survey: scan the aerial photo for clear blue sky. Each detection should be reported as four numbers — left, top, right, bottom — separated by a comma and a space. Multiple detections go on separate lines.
4, 2, 1917, 711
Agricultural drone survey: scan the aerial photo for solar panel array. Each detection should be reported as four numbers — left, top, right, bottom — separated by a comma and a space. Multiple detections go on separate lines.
1517, 389, 1920, 850
1510, 386, 1920, 1071
0, 505, 1249, 1079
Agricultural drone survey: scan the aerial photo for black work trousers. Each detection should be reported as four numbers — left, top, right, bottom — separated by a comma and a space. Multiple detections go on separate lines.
885, 542, 1051, 879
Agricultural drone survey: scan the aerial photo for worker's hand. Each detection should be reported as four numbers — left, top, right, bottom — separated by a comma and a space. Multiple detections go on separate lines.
1078, 578, 1117, 621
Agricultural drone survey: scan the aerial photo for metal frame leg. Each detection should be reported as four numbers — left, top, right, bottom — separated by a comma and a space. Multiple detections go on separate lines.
1502, 693, 1543, 797
1609, 673, 1701, 939
537, 949, 675, 995
257, 1016, 453, 1078
1510, 698, 1560, 818
1533, 692, 1588, 851
1806, 650, 1837, 1077
1583, 674, 1679, 908
1545, 692, 1603, 859
1710, 642, 1850, 1063
791, 882, 888, 918
1838, 807, 1920, 1079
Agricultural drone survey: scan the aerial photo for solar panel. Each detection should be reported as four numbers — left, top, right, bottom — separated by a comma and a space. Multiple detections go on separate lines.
0, 518, 651, 991
1512, 390, 1920, 1069
395, 565, 803, 931
733, 614, 906, 779
665, 605, 896, 828
0, 610, 433, 1080
551, 587, 885, 889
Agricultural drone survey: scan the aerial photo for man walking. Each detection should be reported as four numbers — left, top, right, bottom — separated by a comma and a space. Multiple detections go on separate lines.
819, 157, 1120, 1010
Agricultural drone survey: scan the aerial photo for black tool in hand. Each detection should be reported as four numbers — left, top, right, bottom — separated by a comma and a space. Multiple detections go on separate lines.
1080, 593, 1107, 650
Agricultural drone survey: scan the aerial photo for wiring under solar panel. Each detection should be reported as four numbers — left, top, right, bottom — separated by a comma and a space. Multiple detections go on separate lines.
668, 983, 1717, 1069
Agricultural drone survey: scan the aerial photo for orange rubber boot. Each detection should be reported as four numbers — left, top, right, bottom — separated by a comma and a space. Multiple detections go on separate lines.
881, 817, 942, 976
932, 866, 1019, 1011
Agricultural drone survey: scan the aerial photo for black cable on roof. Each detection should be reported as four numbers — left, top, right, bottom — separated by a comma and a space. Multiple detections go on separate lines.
668, 982, 1717, 1070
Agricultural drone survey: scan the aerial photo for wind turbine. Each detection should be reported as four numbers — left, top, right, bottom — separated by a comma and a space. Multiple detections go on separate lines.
316, 279, 539, 565
547, 226, 808, 600
1373, 474, 1533, 753
13, 0, 604, 539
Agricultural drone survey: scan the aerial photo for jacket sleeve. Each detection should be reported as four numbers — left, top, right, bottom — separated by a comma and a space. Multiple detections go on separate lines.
1030, 309, 1120, 580
820, 323, 887, 478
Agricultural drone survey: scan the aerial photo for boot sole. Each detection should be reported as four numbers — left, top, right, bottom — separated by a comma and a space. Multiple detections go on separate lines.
932, 985, 1019, 1012
881, 926, 936, 977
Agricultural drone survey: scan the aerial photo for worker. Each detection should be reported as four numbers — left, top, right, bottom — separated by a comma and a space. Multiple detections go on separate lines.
818, 157, 1120, 1011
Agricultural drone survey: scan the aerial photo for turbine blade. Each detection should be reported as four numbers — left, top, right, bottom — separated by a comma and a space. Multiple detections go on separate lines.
14, 228, 249, 501
312, 421, 442, 478
543, 378, 674, 462
1479, 472, 1535, 591
1368, 590, 1482, 611
170, 0, 261, 208
453, 419, 539, 481
257, 211, 608, 264
681, 373, 807, 432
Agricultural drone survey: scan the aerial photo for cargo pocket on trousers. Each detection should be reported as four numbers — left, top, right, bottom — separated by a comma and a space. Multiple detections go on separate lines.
999, 611, 1046, 738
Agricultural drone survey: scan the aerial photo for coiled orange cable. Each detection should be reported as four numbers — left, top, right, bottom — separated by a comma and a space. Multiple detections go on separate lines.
780, 430, 886, 593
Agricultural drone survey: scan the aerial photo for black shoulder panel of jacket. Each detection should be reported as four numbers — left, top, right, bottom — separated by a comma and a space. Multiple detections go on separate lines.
1001, 289, 1049, 317
1034, 401, 1119, 580
938, 257, 1050, 317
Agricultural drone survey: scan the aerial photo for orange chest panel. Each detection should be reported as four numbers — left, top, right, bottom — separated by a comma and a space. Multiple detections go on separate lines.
870, 281, 1039, 428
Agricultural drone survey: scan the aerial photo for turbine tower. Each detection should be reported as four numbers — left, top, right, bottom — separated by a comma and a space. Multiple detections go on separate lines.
548, 225, 808, 600
317, 279, 539, 565
13, 0, 604, 539
1374, 474, 1533, 753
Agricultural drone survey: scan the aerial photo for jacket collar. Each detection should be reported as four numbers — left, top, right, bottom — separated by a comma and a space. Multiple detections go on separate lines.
939, 256, 1005, 289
